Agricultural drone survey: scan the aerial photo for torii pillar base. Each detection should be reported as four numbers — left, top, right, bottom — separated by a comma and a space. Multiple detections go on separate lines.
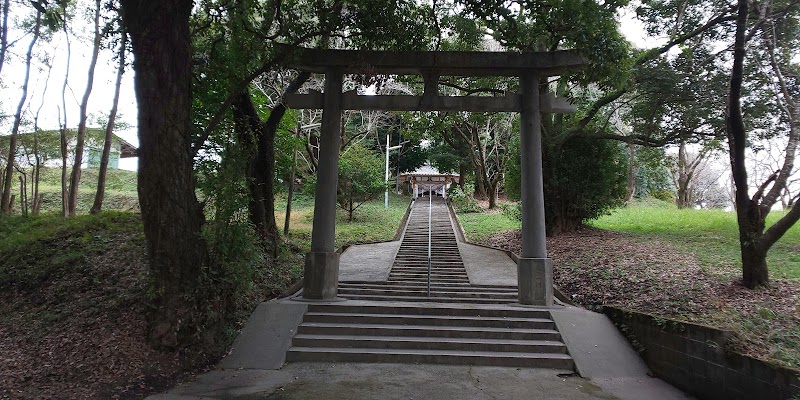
517, 258, 553, 306
303, 252, 340, 300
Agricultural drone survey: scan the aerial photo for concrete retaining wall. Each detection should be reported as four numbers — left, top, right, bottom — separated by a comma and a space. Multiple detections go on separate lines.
603, 306, 800, 400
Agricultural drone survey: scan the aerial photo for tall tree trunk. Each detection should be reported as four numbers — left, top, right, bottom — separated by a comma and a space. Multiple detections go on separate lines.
18, 174, 27, 216
488, 179, 498, 209
348, 198, 354, 221
1, 10, 41, 214
0, 0, 9, 77
284, 121, 300, 235
32, 123, 42, 214
231, 73, 310, 253
675, 141, 692, 209
31, 53, 52, 216
624, 143, 636, 203
120, 0, 207, 348
726, 0, 769, 288
232, 91, 272, 245
91, 30, 127, 214
59, 24, 72, 218
68, 0, 102, 216
725, 0, 800, 289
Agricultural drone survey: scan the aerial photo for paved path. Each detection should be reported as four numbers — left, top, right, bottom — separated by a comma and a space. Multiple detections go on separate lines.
147, 197, 692, 400
149, 362, 617, 400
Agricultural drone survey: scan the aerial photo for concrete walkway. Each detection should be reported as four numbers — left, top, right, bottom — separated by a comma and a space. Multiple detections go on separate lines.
146, 201, 692, 400
150, 362, 617, 400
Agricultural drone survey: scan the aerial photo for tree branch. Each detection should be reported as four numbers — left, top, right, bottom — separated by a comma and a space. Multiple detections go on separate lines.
760, 192, 800, 249
191, 31, 327, 156
568, 8, 737, 136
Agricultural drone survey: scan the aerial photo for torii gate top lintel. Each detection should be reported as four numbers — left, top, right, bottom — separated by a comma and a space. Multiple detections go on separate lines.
279, 44, 588, 77
281, 45, 586, 113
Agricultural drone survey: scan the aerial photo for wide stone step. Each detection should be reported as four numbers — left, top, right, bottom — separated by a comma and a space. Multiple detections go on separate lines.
399, 243, 457, 247
395, 251, 462, 264
387, 278, 471, 284
389, 270, 468, 275
338, 294, 515, 304
387, 274, 470, 280
306, 303, 549, 319
339, 281, 518, 291
352, 280, 471, 287
401, 234, 456, 237
401, 236, 456, 240
396, 250, 459, 253
386, 275, 469, 281
292, 334, 567, 353
393, 261, 461, 264
400, 236, 454, 239
338, 288, 517, 299
395, 251, 461, 255
389, 268, 469, 282
297, 322, 561, 340
386, 275, 469, 282
389, 271, 468, 277
389, 272, 469, 287
285, 347, 574, 369
392, 262, 464, 266
303, 312, 552, 329
390, 266, 465, 271
337, 283, 517, 293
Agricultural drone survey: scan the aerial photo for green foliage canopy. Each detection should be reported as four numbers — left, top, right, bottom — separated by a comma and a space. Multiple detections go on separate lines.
335, 143, 387, 221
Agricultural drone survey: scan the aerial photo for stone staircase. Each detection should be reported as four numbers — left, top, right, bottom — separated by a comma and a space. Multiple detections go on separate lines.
287, 196, 573, 370
338, 196, 518, 303
286, 302, 573, 369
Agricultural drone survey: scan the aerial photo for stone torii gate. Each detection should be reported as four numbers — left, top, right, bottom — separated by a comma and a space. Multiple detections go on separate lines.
283, 46, 586, 306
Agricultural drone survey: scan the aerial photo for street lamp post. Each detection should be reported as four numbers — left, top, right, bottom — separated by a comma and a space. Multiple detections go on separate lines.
384, 133, 407, 209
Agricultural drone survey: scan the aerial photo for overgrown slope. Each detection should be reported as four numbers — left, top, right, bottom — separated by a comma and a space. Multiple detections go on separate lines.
0, 207, 311, 398
0, 212, 181, 398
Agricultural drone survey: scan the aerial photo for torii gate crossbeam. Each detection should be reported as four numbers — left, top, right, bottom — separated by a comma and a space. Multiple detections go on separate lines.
282, 45, 587, 306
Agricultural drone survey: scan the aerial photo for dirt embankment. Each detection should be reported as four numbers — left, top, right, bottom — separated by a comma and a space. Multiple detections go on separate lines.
481, 227, 800, 368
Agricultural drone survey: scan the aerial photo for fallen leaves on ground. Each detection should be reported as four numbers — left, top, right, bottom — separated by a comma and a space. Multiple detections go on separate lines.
481, 227, 800, 368
0, 234, 183, 400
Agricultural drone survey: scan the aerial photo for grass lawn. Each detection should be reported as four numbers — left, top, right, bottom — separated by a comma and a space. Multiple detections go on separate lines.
275, 192, 411, 253
590, 199, 800, 279
456, 209, 520, 243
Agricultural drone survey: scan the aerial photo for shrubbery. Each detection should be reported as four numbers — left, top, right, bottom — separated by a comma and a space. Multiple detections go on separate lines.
506, 135, 627, 234
447, 183, 482, 213
499, 202, 522, 221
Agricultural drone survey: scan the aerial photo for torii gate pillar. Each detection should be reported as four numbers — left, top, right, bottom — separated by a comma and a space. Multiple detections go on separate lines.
303, 69, 342, 300
518, 74, 553, 306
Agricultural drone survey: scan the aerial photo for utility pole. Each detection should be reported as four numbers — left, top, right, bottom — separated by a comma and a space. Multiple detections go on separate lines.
384, 133, 406, 209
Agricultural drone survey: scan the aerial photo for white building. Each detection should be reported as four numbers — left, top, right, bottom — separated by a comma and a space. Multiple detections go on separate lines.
399, 164, 460, 198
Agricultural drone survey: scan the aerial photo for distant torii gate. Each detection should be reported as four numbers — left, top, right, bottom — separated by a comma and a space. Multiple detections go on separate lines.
283, 46, 586, 306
